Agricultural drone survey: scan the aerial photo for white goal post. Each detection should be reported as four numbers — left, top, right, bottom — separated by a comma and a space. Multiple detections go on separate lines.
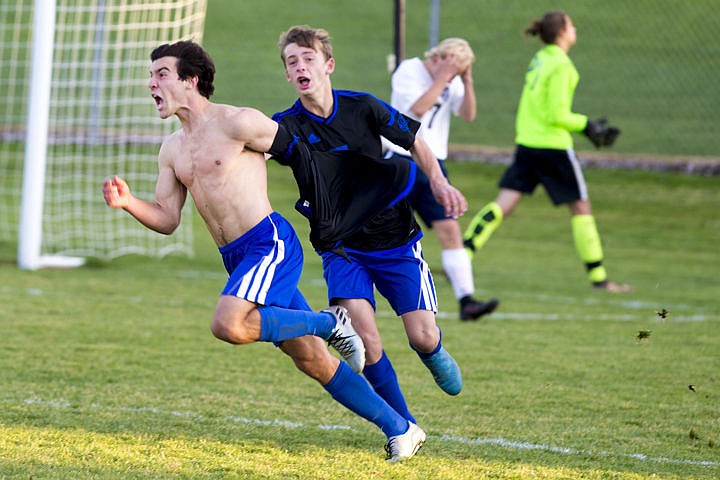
0, 0, 207, 269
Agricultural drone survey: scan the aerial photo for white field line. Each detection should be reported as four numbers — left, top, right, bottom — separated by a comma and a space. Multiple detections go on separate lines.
6, 283, 717, 323
16, 397, 719, 468
4, 274, 717, 321
432, 311, 716, 322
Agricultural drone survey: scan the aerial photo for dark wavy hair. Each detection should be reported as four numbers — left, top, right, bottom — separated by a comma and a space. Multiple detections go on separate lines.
151, 40, 215, 98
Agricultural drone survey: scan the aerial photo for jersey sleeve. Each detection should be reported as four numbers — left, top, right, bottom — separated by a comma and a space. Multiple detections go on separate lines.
449, 77, 465, 117
369, 95, 420, 151
545, 63, 587, 132
390, 62, 426, 120
268, 122, 301, 166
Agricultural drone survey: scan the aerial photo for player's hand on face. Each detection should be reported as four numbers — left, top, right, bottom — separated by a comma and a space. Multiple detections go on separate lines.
460, 62, 473, 82
103, 175, 131, 209
437, 55, 462, 83
449, 54, 470, 76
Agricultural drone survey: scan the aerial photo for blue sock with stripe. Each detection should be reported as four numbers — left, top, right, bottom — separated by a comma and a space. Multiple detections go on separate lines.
323, 361, 409, 438
257, 306, 335, 343
363, 350, 416, 424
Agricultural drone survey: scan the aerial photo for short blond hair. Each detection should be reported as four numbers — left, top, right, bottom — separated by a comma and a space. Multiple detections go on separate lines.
424, 38, 475, 65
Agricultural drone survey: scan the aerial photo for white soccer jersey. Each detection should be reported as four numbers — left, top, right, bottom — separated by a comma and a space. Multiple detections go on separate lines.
384, 57, 465, 160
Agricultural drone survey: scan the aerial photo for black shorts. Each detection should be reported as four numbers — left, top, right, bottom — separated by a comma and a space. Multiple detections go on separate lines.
499, 144, 588, 205
385, 151, 450, 228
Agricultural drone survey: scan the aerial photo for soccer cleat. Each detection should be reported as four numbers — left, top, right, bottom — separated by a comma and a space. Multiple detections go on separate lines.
323, 305, 366, 373
460, 297, 500, 321
385, 422, 426, 463
420, 346, 462, 395
592, 280, 633, 293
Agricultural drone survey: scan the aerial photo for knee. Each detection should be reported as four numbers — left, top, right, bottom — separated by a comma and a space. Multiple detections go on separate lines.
408, 327, 440, 354
570, 200, 592, 215
293, 353, 335, 384
283, 339, 338, 384
210, 312, 253, 345
358, 330, 383, 364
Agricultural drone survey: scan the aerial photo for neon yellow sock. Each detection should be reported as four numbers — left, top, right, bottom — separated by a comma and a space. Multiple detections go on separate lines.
463, 201, 503, 257
571, 214, 607, 284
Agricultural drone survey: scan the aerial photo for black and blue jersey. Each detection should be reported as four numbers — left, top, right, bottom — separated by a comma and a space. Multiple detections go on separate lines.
272, 90, 423, 251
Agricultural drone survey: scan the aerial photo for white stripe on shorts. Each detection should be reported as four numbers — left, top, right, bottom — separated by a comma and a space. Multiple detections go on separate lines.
236, 217, 285, 304
567, 148, 588, 200
413, 241, 438, 312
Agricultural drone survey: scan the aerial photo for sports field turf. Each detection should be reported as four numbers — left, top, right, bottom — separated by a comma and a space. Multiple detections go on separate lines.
1, 162, 718, 479
1, 1, 718, 478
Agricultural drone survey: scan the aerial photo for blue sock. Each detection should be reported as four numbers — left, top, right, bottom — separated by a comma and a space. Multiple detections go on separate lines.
323, 361, 408, 438
363, 351, 416, 424
257, 306, 335, 343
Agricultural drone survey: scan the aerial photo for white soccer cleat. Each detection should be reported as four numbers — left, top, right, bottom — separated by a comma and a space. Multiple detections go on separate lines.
385, 422, 426, 463
323, 305, 365, 373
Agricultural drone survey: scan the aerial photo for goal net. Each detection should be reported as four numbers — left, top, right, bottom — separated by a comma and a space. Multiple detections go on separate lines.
0, 0, 207, 268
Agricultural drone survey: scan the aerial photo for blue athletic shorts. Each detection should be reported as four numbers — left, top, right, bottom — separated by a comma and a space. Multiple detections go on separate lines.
499, 144, 588, 205
320, 234, 437, 316
385, 151, 450, 228
219, 212, 311, 311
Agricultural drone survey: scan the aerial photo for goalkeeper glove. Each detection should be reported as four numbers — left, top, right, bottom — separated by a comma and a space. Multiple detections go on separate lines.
583, 117, 621, 148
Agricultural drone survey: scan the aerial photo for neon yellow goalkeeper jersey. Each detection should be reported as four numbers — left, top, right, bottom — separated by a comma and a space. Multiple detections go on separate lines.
515, 44, 588, 150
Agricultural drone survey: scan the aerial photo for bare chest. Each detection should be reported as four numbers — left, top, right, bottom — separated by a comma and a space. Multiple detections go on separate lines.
173, 131, 244, 187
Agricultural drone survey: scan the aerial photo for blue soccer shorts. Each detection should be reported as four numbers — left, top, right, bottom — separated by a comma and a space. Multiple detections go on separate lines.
219, 212, 311, 311
320, 235, 438, 316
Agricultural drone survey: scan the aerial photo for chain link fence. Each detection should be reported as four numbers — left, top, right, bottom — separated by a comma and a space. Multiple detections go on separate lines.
402, 0, 719, 159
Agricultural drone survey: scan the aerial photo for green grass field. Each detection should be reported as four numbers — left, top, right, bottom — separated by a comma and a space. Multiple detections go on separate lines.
1, 1, 719, 478
1, 162, 718, 479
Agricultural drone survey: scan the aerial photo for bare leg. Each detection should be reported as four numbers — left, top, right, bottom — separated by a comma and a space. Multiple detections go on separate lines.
210, 295, 261, 344
401, 309, 441, 353
279, 335, 340, 384
337, 298, 383, 364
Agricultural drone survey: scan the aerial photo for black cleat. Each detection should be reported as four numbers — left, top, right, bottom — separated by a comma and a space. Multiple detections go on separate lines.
460, 297, 499, 321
